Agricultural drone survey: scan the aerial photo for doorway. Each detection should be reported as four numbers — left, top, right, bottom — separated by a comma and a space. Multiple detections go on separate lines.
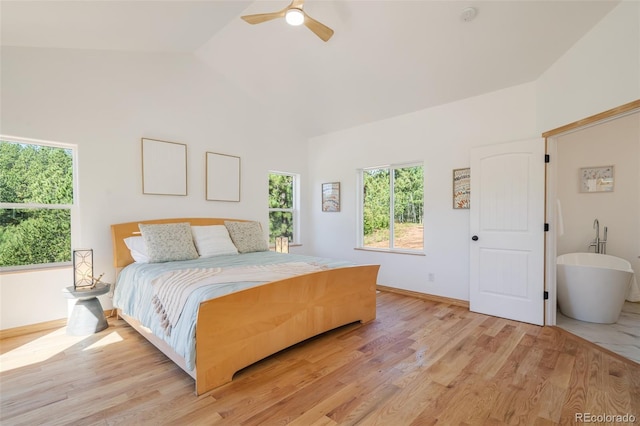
544, 100, 640, 363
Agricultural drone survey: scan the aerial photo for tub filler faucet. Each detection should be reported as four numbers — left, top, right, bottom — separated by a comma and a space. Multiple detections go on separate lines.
588, 219, 607, 254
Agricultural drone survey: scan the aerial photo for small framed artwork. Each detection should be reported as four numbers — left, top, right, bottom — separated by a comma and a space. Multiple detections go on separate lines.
322, 182, 340, 212
142, 138, 187, 196
453, 168, 470, 209
206, 152, 241, 201
580, 165, 614, 193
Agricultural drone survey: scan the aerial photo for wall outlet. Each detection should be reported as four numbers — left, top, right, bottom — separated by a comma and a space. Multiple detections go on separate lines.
428, 273, 435, 282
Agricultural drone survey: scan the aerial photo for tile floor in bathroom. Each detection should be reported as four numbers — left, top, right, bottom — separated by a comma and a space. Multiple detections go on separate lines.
556, 301, 640, 364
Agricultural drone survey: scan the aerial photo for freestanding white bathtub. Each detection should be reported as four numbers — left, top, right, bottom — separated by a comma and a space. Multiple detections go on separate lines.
557, 253, 634, 324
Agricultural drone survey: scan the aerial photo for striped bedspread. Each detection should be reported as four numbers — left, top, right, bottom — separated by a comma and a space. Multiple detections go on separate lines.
151, 262, 328, 335
113, 251, 353, 371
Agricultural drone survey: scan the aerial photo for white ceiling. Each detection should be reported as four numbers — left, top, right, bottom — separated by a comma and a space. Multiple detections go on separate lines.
1, 1, 620, 138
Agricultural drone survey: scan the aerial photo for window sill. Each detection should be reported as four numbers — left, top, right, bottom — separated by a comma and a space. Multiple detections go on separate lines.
354, 247, 425, 256
269, 244, 302, 251
0, 262, 72, 274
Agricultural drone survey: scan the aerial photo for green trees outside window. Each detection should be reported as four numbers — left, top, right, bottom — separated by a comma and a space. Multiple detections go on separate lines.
362, 164, 424, 251
268, 172, 296, 244
0, 140, 74, 267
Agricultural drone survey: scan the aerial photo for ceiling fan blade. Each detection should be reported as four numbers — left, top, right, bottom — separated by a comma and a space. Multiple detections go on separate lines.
303, 13, 334, 42
241, 9, 287, 25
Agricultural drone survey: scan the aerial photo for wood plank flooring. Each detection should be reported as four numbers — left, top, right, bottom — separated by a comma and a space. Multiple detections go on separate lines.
1, 291, 639, 425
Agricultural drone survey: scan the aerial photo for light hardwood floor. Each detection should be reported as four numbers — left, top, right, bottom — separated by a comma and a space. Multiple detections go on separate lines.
1, 291, 639, 425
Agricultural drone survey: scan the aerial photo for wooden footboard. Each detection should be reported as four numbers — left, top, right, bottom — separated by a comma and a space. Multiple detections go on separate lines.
111, 218, 379, 396
194, 264, 379, 395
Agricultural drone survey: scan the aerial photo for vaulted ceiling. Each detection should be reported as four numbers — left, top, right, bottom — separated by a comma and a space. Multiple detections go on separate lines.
1, 1, 619, 137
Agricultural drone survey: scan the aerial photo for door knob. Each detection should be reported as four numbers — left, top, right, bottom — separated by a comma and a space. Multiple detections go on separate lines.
472, 235, 479, 241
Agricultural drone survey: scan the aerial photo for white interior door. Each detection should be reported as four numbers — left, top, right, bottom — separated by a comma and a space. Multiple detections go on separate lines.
470, 138, 545, 325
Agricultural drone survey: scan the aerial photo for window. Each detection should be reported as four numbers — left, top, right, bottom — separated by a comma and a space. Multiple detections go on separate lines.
0, 137, 76, 269
359, 163, 424, 252
268, 172, 299, 244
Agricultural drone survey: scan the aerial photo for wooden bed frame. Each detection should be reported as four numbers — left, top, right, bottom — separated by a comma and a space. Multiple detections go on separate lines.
111, 218, 379, 395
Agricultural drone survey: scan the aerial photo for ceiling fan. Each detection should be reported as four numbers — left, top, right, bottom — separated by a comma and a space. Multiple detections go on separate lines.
241, 0, 334, 42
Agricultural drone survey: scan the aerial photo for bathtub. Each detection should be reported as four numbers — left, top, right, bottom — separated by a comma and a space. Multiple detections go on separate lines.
557, 253, 633, 324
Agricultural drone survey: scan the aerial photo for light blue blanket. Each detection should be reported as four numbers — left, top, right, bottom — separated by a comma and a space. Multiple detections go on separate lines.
113, 252, 352, 371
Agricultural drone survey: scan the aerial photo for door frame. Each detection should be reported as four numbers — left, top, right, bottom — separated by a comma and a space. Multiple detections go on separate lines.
542, 99, 640, 326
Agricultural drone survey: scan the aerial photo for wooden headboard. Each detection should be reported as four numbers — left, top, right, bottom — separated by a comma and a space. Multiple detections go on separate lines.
111, 218, 249, 269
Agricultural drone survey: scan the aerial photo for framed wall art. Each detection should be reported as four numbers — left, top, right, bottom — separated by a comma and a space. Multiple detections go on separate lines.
580, 165, 614, 193
141, 138, 187, 196
322, 182, 340, 212
206, 152, 241, 202
453, 168, 470, 209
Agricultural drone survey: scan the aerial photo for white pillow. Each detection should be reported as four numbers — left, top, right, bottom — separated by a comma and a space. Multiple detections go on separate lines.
191, 225, 238, 258
124, 236, 150, 263
138, 222, 199, 263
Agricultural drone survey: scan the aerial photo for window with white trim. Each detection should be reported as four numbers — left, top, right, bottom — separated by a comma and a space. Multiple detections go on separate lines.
358, 162, 424, 252
268, 171, 299, 244
0, 137, 76, 269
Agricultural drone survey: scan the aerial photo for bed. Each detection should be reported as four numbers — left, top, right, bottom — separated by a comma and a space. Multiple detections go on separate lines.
111, 217, 379, 395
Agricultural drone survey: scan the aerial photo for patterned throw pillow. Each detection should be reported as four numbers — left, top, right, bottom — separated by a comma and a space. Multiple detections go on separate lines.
224, 221, 268, 254
138, 222, 199, 263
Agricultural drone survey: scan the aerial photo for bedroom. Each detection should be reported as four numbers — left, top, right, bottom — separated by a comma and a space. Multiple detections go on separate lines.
1, 0, 639, 423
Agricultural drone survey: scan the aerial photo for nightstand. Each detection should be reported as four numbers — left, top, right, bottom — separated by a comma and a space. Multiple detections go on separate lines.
62, 283, 110, 335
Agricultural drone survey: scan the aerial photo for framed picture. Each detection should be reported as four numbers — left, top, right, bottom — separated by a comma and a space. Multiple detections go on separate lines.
453, 168, 470, 209
580, 165, 614, 193
206, 152, 241, 202
142, 138, 187, 196
322, 182, 340, 212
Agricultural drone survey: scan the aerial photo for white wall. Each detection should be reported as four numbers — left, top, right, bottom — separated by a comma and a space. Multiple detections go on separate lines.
0, 47, 308, 329
536, 1, 640, 132
306, 1, 640, 303
556, 112, 640, 276
2, 1, 638, 328
306, 83, 538, 301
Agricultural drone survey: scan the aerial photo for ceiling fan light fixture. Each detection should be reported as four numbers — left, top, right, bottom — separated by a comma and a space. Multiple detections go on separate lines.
285, 8, 305, 26
241, 0, 334, 42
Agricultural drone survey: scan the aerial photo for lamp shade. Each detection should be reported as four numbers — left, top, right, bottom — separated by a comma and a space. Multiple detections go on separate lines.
73, 249, 94, 289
